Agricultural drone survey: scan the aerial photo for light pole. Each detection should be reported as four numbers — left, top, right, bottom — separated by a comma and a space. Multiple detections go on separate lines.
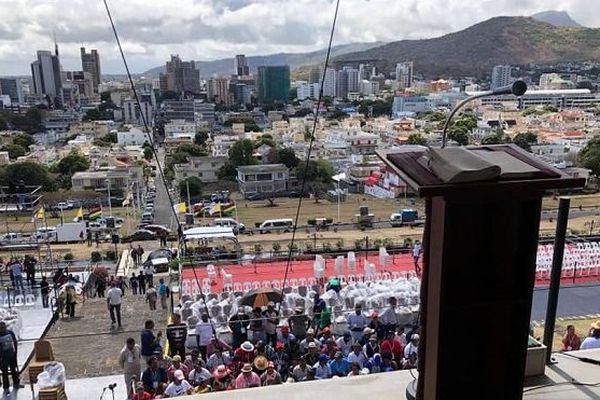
105, 179, 112, 217
336, 180, 341, 224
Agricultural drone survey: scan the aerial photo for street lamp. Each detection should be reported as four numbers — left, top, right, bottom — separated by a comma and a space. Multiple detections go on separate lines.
105, 179, 112, 217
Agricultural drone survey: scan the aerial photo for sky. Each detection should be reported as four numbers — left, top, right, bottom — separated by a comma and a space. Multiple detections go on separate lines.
0, 0, 599, 75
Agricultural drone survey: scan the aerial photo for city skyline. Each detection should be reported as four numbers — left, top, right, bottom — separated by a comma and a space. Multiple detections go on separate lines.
0, 0, 599, 75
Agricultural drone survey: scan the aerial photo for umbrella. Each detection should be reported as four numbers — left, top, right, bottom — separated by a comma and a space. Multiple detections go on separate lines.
240, 288, 283, 308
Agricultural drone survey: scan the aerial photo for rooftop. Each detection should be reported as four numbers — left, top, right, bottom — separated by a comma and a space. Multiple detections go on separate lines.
236, 163, 288, 173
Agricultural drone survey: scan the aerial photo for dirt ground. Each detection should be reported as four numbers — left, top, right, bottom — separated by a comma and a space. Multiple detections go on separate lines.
42, 280, 171, 379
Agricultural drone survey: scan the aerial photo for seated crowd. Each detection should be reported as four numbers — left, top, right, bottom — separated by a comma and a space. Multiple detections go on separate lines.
123, 299, 419, 398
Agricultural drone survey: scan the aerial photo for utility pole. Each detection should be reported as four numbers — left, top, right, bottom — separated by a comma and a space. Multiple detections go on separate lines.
105, 179, 112, 217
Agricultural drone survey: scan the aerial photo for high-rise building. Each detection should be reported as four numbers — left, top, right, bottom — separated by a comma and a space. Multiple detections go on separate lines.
309, 67, 321, 84
230, 82, 251, 106
80, 47, 101, 92
257, 66, 290, 103
336, 70, 348, 99
234, 55, 250, 76
491, 65, 512, 89
0, 78, 23, 104
63, 71, 94, 99
123, 99, 154, 126
160, 55, 201, 94
396, 62, 413, 89
208, 77, 233, 107
345, 67, 360, 93
321, 68, 337, 98
31, 49, 62, 101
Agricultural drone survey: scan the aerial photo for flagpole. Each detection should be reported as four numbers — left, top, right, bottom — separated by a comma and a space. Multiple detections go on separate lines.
234, 201, 239, 223
41, 207, 56, 274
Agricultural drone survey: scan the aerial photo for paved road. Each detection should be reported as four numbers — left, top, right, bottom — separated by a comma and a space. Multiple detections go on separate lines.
152, 147, 176, 230
531, 283, 600, 321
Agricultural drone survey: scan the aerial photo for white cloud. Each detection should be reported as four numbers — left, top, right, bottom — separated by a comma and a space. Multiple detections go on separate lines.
0, 0, 598, 75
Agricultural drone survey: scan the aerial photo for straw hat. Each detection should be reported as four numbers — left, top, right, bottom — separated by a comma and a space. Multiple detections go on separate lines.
591, 320, 600, 330
241, 341, 255, 352
241, 363, 253, 373
254, 355, 268, 371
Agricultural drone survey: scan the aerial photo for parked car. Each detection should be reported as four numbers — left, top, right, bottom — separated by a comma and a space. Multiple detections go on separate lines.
144, 224, 171, 236
123, 229, 156, 242
142, 248, 173, 272
213, 218, 245, 234
257, 218, 294, 234
55, 201, 75, 210
245, 192, 265, 201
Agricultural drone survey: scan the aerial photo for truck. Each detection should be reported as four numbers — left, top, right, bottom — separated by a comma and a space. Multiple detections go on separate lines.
55, 222, 87, 243
389, 209, 425, 227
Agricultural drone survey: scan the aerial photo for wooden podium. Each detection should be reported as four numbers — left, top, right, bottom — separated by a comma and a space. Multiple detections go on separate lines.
378, 145, 585, 400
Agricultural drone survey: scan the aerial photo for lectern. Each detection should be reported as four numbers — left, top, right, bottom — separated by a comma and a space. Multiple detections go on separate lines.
378, 144, 585, 400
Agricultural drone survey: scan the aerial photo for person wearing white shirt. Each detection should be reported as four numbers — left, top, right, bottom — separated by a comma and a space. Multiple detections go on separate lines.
107, 282, 123, 328
403, 334, 419, 368
188, 363, 211, 386
379, 297, 397, 331
164, 370, 192, 397
347, 305, 368, 341
206, 348, 231, 371
195, 314, 213, 361
336, 332, 355, 356
347, 343, 367, 368
581, 322, 600, 350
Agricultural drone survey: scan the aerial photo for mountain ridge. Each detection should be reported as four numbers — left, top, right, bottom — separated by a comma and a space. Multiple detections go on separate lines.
531, 10, 582, 27
332, 16, 600, 78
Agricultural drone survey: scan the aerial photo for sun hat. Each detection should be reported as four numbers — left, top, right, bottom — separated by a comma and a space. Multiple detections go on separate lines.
295, 306, 304, 313
411, 334, 420, 341
172, 355, 182, 362
174, 370, 184, 380
213, 365, 230, 379
254, 355, 268, 371
241, 363, 253, 373
241, 341, 255, 352
591, 320, 600, 330
363, 327, 373, 335
307, 328, 315, 335
308, 342, 317, 349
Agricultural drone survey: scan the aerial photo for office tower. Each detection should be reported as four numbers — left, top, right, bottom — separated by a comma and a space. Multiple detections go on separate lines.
208, 77, 233, 107
396, 61, 413, 89
309, 66, 321, 84
491, 65, 512, 89
63, 71, 94, 99
0, 78, 23, 104
31, 49, 62, 99
234, 54, 250, 76
321, 68, 336, 98
160, 55, 201, 94
257, 66, 291, 103
231, 82, 251, 106
336, 69, 348, 99
80, 47, 101, 92
345, 67, 360, 93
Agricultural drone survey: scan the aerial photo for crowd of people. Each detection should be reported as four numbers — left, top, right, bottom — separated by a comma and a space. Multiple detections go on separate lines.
121, 299, 420, 398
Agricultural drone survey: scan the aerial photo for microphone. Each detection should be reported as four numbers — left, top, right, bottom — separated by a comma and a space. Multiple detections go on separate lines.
491, 80, 527, 96
108, 383, 117, 390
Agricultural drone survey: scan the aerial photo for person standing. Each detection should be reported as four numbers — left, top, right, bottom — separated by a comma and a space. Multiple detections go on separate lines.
8, 260, 24, 293
107, 281, 123, 328
146, 284, 157, 310
130, 273, 139, 295
195, 314, 213, 362
141, 320, 162, 363
24, 255, 37, 287
228, 309, 250, 348
119, 337, 142, 398
65, 285, 77, 318
137, 245, 145, 265
96, 275, 106, 298
166, 313, 188, 358
263, 302, 279, 347
158, 278, 168, 310
40, 276, 50, 308
138, 272, 146, 295
0, 321, 23, 393
143, 264, 154, 287
347, 304, 368, 341
412, 240, 422, 275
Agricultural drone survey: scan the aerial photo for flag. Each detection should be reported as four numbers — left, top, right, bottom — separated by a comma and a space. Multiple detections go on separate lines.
222, 203, 237, 216
35, 207, 44, 220
174, 202, 186, 214
75, 207, 84, 220
88, 207, 102, 220
210, 202, 222, 216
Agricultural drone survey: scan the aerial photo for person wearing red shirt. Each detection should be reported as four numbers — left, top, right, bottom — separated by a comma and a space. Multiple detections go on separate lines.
166, 355, 189, 382
561, 325, 581, 351
130, 382, 152, 400
380, 330, 403, 362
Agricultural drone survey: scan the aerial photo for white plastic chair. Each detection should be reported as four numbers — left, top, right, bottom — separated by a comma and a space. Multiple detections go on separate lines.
25, 294, 36, 306
13, 295, 24, 307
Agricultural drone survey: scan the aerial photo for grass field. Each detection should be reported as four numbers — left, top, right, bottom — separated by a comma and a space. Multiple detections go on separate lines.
534, 317, 598, 351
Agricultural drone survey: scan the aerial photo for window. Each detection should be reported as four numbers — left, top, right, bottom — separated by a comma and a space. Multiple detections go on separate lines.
277, 172, 283, 179
198, 172, 203, 177
211, 162, 217, 167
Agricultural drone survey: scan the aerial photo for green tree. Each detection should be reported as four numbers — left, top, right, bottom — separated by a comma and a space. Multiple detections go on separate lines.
295, 159, 334, 183
194, 129, 209, 146
513, 132, 538, 152
174, 143, 207, 157
406, 133, 427, 146
274, 148, 299, 169
143, 147, 153, 161
0, 161, 56, 191
229, 139, 256, 166
1, 144, 27, 159
578, 136, 600, 175
447, 127, 469, 146
56, 150, 90, 176
179, 176, 203, 198
255, 134, 275, 148
13, 133, 35, 149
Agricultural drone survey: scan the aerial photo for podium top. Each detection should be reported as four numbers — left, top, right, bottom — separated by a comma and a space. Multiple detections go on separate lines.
377, 144, 586, 197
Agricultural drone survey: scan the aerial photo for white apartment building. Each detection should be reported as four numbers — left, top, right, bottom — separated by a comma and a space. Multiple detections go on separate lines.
322, 68, 337, 98
491, 65, 512, 89
117, 126, 149, 146
164, 119, 197, 140
396, 62, 413, 89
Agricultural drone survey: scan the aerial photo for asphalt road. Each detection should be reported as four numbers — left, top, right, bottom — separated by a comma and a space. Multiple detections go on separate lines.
531, 283, 600, 321
152, 148, 176, 230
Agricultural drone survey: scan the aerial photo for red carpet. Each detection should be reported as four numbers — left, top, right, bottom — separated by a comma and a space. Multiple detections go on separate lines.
179, 252, 600, 295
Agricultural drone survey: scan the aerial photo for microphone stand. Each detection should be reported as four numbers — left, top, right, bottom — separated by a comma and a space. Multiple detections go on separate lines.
99, 387, 107, 400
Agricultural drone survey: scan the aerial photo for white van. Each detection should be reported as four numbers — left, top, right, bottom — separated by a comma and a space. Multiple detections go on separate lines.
213, 218, 245, 234
35, 227, 57, 240
258, 218, 294, 234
